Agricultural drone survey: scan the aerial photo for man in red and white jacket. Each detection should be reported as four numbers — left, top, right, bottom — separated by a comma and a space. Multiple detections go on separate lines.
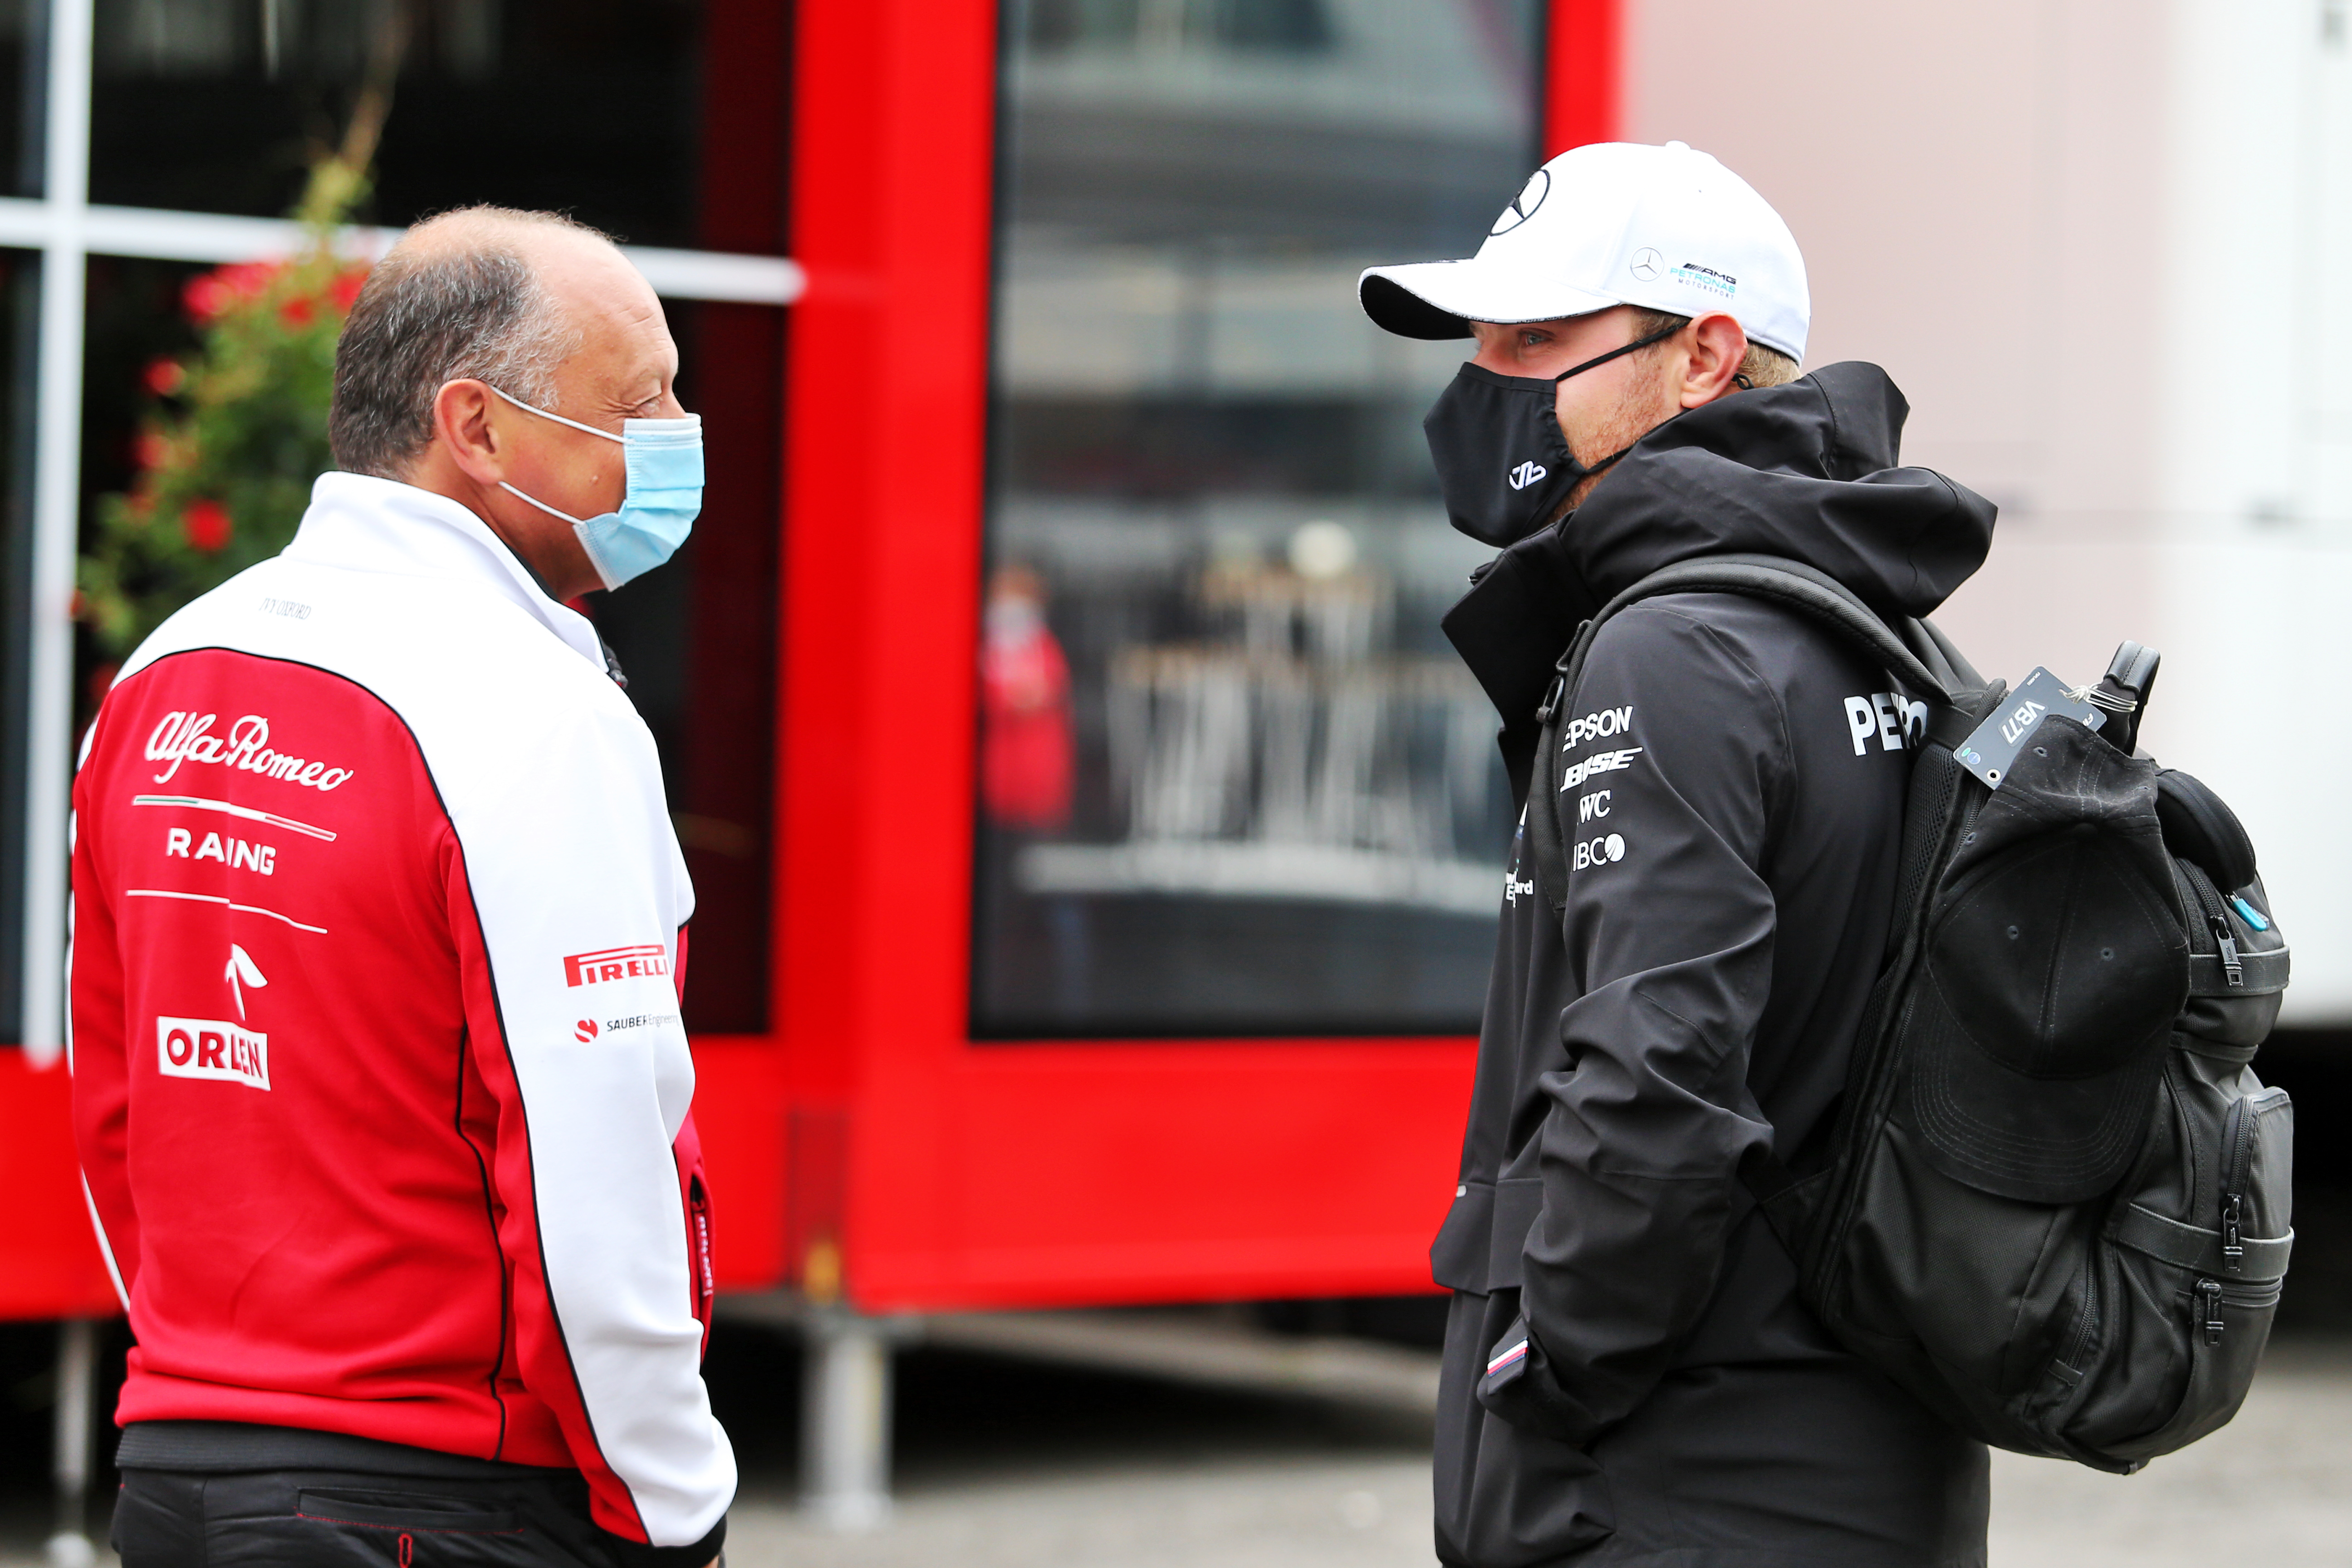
71, 208, 733, 1567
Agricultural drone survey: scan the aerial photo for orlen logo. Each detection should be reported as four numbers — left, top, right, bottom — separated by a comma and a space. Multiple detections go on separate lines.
146, 711, 354, 791
157, 1016, 270, 1091
563, 944, 670, 988
1507, 460, 1547, 491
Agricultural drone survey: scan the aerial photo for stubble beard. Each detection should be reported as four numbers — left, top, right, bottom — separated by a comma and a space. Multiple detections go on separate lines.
1550, 367, 1679, 521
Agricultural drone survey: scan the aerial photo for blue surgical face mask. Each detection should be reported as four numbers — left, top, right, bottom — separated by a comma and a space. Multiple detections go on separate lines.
490, 385, 704, 591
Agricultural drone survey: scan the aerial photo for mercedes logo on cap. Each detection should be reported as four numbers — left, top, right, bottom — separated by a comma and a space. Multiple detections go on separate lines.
1629, 248, 1663, 281
1490, 168, 1551, 236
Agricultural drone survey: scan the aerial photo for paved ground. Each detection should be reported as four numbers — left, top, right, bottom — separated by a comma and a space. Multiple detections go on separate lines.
9, 1332, 2351, 1567
728, 1452, 1434, 1568
1984, 1340, 2352, 1568
718, 1338, 2352, 1568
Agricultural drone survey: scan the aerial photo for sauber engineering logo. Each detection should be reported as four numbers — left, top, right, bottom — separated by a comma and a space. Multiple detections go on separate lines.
146, 711, 353, 791
564, 944, 671, 988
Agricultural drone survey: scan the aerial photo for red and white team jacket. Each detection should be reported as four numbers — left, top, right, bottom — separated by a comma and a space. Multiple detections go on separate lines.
69, 472, 735, 1553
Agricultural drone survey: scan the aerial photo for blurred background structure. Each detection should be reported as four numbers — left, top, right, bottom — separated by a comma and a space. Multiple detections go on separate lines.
4, 0, 2351, 1563
972, 0, 1541, 1036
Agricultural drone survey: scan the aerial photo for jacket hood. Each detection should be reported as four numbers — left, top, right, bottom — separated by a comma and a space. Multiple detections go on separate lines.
1442, 361, 1995, 799
1566, 359, 1994, 617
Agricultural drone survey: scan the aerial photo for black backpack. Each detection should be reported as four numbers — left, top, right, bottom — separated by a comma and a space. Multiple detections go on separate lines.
1524, 554, 2293, 1472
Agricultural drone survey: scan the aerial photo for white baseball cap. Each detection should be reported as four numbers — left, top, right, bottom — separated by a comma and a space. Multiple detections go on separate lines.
1359, 141, 1810, 362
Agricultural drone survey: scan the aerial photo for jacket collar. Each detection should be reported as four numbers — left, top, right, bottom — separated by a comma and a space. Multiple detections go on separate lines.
1442, 522, 1598, 807
282, 471, 609, 673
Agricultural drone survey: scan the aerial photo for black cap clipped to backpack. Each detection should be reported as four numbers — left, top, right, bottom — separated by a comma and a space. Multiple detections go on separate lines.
1905, 641, 2187, 1206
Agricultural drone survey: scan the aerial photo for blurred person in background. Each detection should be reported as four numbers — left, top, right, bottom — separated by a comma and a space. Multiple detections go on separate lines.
69, 208, 731, 1568
978, 562, 1091, 1008
1361, 142, 1997, 1566
980, 562, 1076, 833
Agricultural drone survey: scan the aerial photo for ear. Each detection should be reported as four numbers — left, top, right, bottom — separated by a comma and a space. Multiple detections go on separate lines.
431, 379, 509, 486
1680, 312, 1749, 408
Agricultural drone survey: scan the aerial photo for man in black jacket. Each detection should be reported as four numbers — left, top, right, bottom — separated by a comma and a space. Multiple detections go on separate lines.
1360, 142, 1995, 1565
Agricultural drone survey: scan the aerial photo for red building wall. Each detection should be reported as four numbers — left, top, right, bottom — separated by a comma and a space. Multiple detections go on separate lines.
2, 0, 1621, 1322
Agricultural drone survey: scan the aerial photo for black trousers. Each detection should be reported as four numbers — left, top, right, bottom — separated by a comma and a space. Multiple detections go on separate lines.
114, 1465, 642, 1568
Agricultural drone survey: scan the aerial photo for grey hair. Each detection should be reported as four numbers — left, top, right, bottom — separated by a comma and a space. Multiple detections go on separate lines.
328, 206, 604, 478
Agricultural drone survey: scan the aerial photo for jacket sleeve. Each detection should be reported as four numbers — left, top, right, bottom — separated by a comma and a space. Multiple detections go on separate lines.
68, 711, 138, 1309
445, 696, 733, 1563
1489, 601, 1788, 1446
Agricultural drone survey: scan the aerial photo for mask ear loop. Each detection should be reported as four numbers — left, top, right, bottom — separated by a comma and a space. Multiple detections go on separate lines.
485, 383, 626, 445
1535, 321, 1690, 497
1548, 319, 1688, 384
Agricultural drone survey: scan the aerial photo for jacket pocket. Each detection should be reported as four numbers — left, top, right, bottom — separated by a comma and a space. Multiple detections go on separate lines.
289, 1489, 535, 1565
293, 1492, 520, 1534
1430, 1178, 1547, 1295
1486, 1178, 1544, 1291
1431, 1181, 1495, 1293
688, 1171, 715, 1348
674, 1112, 716, 1352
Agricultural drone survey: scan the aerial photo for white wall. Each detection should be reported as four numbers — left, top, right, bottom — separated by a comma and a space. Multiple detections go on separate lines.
1627, 0, 2352, 1019
2146, 0, 2352, 1018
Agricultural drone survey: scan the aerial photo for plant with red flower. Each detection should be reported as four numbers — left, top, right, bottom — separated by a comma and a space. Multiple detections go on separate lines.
181, 499, 232, 553
181, 259, 288, 324
80, 108, 385, 654
180, 274, 230, 322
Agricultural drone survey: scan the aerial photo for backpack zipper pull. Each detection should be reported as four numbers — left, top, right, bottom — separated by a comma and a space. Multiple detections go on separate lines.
1535, 634, 1586, 727
2197, 1278, 2226, 1346
2210, 915, 2244, 987
1537, 673, 1565, 726
2222, 1192, 2244, 1273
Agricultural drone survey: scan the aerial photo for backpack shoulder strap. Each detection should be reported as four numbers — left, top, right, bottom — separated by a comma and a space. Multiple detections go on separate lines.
1524, 554, 1957, 918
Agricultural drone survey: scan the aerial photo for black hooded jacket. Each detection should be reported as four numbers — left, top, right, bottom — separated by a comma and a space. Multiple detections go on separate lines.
1431, 364, 1996, 1568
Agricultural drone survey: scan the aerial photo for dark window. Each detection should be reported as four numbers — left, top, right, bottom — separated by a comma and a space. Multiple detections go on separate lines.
67, 0, 790, 1036
0, 251, 34, 1043
88, 0, 774, 251
593, 297, 784, 1035
0, 0, 35, 197
972, 0, 1545, 1037
0, 0, 39, 1040
1027, 0, 1333, 53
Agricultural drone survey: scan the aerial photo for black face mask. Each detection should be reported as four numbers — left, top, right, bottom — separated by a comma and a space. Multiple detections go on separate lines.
1421, 322, 1686, 546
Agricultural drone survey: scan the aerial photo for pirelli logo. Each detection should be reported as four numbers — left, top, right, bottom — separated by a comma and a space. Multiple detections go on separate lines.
564, 944, 670, 988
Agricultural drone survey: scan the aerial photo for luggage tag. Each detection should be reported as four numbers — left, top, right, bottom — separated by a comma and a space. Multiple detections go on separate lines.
1954, 666, 2106, 789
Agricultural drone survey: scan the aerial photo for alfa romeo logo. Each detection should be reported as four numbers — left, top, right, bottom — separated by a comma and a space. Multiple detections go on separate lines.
1490, 169, 1551, 236
1629, 248, 1663, 281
